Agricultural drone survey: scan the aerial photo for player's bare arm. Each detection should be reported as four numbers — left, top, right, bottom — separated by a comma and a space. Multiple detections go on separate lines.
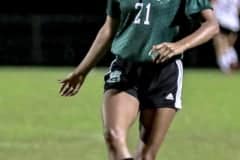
59, 16, 119, 96
153, 9, 219, 63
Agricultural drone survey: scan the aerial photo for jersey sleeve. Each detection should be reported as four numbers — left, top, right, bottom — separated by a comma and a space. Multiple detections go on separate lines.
106, 0, 121, 19
185, 0, 213, 18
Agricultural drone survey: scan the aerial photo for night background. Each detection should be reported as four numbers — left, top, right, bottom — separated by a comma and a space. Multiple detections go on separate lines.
0, 2, 234, 68
0, 2, 239, 160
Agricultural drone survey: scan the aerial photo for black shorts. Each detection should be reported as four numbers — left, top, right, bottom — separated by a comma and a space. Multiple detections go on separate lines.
104, 57, 183, 110
220, 26, 235, 35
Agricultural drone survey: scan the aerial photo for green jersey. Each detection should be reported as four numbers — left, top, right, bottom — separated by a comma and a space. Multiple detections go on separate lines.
106, 0, 212, 62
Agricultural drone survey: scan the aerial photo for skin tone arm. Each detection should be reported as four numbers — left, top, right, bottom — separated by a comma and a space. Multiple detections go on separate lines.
59, 16, 119, 96
152, 9, 220, 63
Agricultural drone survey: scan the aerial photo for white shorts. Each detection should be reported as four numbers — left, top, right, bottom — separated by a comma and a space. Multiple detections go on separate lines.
213, 0, 240, 32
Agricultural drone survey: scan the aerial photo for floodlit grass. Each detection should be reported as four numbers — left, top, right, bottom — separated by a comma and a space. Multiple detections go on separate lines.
0, 67, 239, 160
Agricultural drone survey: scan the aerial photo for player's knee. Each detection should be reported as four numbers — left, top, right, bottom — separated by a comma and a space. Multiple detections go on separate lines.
104, 128, 126, 148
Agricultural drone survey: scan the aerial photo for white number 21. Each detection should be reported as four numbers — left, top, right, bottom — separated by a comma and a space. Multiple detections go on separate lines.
133, 3, 151, 25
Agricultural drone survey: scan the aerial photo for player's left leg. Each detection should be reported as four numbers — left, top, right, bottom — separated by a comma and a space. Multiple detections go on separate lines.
134, 59, 183, 160
135, 107, 176, 160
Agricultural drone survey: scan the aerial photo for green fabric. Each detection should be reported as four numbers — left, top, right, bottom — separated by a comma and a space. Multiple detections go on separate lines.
106, 0, 212, 62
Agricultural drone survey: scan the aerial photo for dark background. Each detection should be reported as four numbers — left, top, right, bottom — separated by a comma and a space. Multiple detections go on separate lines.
0, 2, 238, 68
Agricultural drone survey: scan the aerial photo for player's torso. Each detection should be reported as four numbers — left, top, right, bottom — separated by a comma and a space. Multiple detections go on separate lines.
117, 0, 181, 32
112, 0, 182, 62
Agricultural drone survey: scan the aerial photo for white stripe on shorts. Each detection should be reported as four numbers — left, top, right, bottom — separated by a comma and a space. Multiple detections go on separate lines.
175, 60, 183, 109
105, 58, 117, 75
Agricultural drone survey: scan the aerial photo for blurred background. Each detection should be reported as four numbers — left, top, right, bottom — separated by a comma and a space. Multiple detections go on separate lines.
1, 3, 238, 68
0, 2, 240, 160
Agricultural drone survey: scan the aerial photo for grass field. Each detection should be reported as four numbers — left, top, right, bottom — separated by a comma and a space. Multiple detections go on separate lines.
0, 67, 239, 160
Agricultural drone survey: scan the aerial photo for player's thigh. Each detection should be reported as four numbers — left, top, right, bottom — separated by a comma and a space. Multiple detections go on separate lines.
228, 32, 238, 46
213, 32, 229, 53
140, 108, 176, 141
139, 108, 176, 148
102, 89, 139, 132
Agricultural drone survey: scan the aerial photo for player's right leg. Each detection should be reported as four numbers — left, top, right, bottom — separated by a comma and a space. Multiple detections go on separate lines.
102, 89, 139, 160
102, 57, 139, 160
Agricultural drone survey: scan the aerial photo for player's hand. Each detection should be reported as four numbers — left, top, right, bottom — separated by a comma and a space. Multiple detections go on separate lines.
151, 42, 186, 63
59, 72, 86, 97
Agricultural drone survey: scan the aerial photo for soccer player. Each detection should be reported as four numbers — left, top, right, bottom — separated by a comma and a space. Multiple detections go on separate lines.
59, 0, 219, 159
212, 0, 240, 74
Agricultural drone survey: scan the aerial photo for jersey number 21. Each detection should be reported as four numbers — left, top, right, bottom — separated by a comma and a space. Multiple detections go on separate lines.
133, 2, 151, 25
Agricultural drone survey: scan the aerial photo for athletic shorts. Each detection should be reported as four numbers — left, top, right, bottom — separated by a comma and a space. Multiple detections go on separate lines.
104, 57, 183, 110
220, 26, 236, 35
